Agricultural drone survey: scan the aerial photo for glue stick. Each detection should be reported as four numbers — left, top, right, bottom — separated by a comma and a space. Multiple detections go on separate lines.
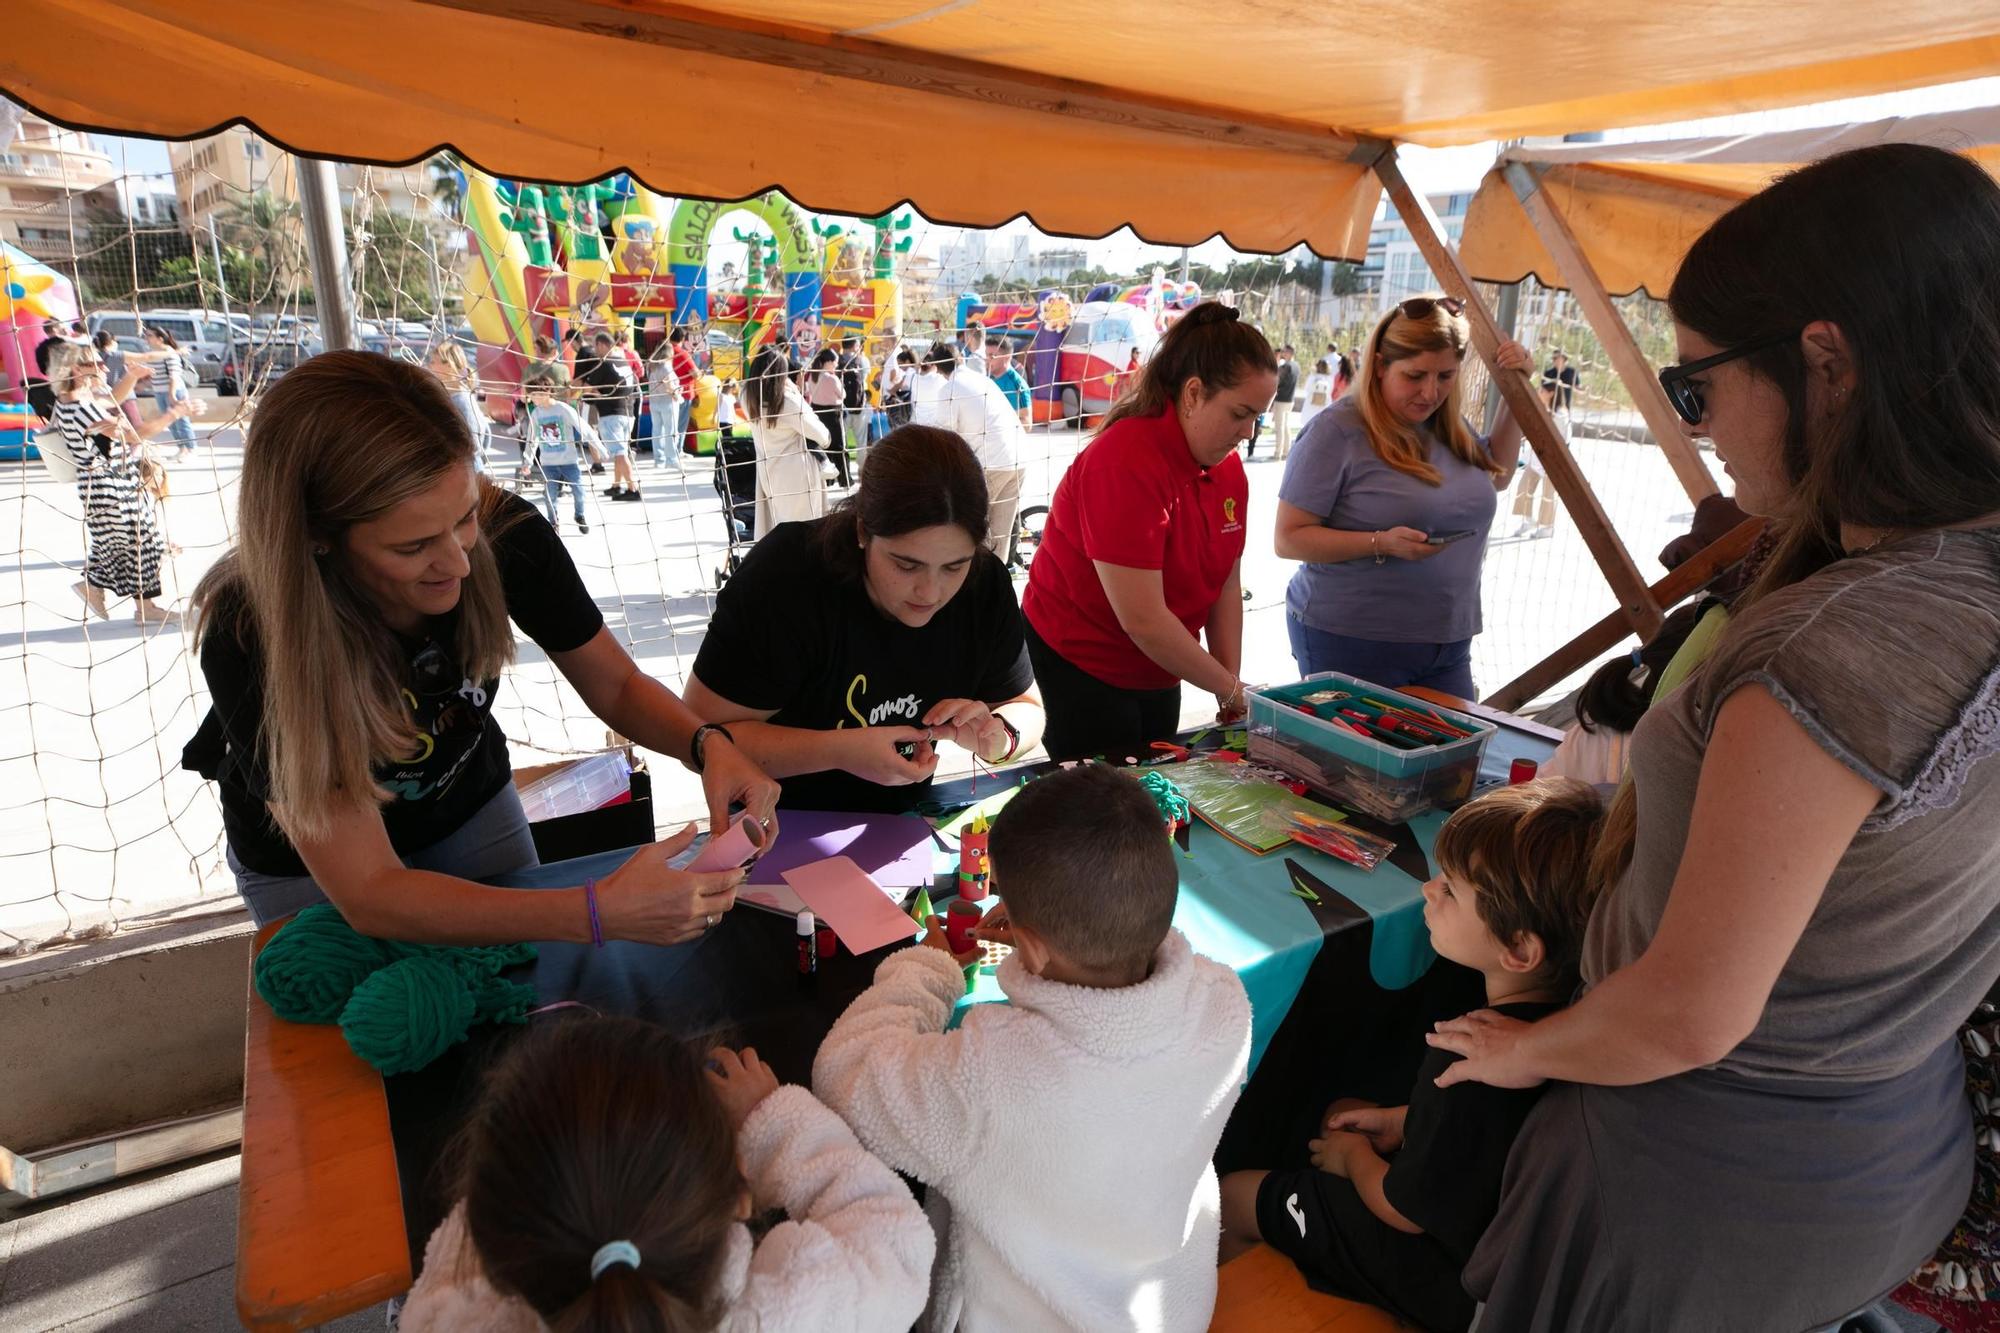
796, 910, 817, 976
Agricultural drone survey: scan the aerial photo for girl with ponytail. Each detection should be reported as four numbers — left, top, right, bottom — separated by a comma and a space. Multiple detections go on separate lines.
399, 1016, 932, 1332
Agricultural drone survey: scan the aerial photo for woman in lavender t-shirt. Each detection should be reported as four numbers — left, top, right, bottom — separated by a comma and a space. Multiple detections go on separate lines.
1274, 297, 1528, 695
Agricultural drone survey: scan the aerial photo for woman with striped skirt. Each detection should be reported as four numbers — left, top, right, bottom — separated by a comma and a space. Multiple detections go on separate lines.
46, 341, 199, 624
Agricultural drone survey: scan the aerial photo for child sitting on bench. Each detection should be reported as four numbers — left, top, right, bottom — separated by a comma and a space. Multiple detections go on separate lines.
1219, 777, 1606, 1332
814, 764, 1254, 1331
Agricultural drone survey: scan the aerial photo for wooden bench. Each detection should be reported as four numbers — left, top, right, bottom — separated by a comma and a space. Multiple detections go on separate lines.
236, 923, 410, 1331
1212, 1244, 1413, 1332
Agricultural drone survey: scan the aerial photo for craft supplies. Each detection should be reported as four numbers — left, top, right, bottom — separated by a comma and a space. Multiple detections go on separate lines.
253, 903, 538, 1075
1510, 758, 1540, 785
1266, 807, 1396, 872
1246, 673, 1495, 822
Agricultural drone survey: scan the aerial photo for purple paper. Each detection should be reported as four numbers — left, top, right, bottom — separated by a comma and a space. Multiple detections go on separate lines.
746, 810, 938, 890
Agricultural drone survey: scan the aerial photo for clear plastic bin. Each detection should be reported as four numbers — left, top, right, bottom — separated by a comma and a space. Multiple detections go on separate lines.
1246, 672, 1494, 822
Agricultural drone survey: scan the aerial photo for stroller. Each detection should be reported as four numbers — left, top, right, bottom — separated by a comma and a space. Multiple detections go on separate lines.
713, 430, 757, 587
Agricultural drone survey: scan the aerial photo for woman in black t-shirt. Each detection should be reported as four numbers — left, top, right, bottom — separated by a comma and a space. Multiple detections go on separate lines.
183, 351, 778, 944
685, 425, 1045, 814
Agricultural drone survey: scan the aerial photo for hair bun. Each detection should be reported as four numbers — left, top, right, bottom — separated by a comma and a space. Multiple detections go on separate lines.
1187, 302, 1240, 327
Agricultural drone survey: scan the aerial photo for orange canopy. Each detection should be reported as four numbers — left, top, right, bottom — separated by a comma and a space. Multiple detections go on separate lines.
1460, 107, 2000, 297
10, 0, 2000, 259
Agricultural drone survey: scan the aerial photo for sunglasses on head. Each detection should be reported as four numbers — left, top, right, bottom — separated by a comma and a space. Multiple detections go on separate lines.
1656, 330, 1799, 426
1397, 296, 1465, 321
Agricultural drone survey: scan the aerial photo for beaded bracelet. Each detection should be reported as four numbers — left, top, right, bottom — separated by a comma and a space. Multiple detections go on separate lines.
584, 877, 604, 948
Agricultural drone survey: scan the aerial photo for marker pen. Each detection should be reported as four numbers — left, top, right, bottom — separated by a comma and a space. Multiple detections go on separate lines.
796, 909, 817, 975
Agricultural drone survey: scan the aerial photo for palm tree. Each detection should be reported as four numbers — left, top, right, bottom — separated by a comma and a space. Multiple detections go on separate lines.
428, 153, 464, 223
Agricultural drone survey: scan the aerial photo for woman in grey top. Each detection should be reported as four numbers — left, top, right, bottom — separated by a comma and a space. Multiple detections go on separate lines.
1273, 297, 1527, 696
1432, 143, 2000, 1330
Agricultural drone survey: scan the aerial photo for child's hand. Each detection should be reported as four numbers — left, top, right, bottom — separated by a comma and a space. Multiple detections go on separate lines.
1323, 1104, 1406, 1155
706, 1046, 781, 1129
1307, 1130, 1366, 1179
971, 901, 1015, 948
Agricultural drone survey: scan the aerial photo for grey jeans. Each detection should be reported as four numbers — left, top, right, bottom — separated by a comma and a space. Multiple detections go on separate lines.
228, 782, 540, 927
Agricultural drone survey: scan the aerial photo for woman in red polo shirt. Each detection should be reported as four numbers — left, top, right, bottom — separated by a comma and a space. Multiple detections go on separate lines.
1023, 303, 1278, 759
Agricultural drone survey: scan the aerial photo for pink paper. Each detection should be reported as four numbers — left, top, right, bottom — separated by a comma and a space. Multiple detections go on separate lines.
688, 813, 764, 873
780, 856, 920, 955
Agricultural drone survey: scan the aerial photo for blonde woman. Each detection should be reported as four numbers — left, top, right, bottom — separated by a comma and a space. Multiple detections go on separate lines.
426, 342, 491, 475
1271, 296, 1529, 695
182, 351, 779, 942
47, 341, 196, 624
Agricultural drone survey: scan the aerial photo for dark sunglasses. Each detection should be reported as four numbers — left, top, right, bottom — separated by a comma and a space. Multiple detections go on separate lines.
1397, 296, 1465, 321
1657, 331, 1798, 426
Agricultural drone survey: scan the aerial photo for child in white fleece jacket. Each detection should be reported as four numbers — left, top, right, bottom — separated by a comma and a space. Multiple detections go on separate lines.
815, 764, 1253, 1332
399, 1016, 932, 1333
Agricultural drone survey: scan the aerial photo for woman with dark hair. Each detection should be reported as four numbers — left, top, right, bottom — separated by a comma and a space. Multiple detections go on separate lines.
181, 351, 777, 940
742, 345, 829, 537
143, 324, 199, 460
685, 425, 1045, 813
397, 1016, 932, 1331
1431, 143, 2000, 1330
1021, 301, 1276, 760
803, 345, 848, 486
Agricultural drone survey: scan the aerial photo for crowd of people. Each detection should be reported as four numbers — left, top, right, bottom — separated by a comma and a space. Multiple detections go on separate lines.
11, 136, 1993, 1332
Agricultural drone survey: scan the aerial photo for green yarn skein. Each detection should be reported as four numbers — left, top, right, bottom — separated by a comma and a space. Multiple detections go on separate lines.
253, 903, 539, 1075
253, 903, 398, 1023
340, 956, 478, 1076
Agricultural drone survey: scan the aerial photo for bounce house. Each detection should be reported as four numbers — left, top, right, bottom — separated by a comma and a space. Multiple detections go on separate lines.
0, 242, 77, 459
957, 268, 1201, 424
459, 166, 680, 402
460, 168, 906, 413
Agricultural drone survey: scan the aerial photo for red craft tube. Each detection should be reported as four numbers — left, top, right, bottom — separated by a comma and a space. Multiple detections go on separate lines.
945, 899, 983, 954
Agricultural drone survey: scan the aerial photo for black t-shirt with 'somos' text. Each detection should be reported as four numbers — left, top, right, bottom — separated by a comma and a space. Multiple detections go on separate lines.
181, 493, 604, 876
691, 519, 1034, 814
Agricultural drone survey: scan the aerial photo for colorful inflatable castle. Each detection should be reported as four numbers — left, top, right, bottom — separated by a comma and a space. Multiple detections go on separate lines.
459, 168, 906, 413
1, 241, 79, 460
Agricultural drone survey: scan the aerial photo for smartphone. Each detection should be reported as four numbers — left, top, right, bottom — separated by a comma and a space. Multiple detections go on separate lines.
1425, 529, 1476, 547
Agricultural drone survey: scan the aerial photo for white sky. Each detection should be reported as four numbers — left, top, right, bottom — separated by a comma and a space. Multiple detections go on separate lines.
86, 76, 2000, 274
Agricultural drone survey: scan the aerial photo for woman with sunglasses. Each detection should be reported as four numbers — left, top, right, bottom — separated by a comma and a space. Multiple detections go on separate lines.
182, 351, 780, 946
1428, 143, 2000, 1331
46, 340, 197, 624
1273, 295, 1530, 696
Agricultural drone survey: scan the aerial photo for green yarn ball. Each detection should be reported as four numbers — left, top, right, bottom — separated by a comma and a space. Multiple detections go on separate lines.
340, 956, 477, 1076
253, 903, 397, 1023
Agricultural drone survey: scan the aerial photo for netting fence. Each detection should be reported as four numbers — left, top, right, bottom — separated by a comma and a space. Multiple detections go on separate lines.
1, 112, 1711, 952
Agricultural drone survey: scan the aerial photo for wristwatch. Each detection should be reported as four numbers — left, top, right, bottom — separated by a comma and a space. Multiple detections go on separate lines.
992, 713, 1022, 763
688, 722, 734, 774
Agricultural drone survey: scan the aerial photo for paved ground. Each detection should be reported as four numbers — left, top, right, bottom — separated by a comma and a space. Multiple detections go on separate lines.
0, 399, 1719, 949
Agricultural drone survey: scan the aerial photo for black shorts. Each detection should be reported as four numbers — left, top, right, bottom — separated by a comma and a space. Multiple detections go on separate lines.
1254, 1168, 1473, 1333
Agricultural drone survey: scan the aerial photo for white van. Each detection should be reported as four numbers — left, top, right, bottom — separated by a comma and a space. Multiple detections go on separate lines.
85, 310, 237, 386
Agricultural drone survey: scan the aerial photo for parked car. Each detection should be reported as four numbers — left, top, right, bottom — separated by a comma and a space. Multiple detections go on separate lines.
217, 334, 309, 396
85, 309, 235, 386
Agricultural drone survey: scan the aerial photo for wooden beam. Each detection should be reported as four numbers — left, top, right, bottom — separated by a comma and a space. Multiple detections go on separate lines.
1484, 516, 1766, 713
419, 0, 1389, 167
1501, 161, 1719, 505
1373, 148, 1664, 642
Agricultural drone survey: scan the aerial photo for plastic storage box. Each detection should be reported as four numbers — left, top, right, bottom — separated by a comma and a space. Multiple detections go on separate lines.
1247, 673, 1495, 822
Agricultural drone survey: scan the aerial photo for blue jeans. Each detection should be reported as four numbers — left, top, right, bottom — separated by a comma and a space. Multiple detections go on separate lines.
228, 782, 540, 926
155, 388, 196, 449
541, 461, 585, 523
1286, 615, 1476, 698
651, 396, 684, 468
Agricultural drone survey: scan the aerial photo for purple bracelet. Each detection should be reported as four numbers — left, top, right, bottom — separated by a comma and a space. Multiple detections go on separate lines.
584, 877, 604, 948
